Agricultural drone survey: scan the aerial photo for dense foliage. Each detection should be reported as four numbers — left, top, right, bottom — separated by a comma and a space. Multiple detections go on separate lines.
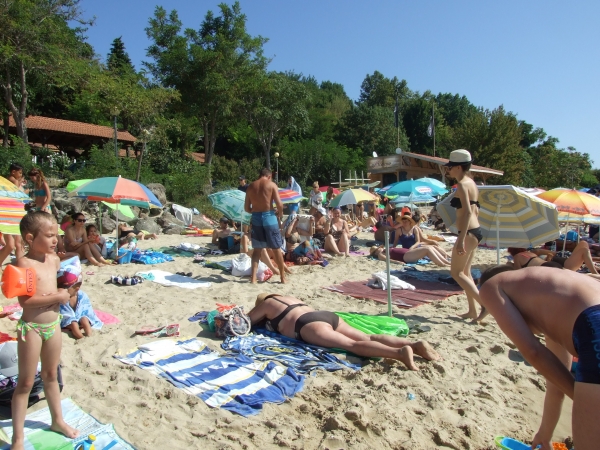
0, 1, 597, 211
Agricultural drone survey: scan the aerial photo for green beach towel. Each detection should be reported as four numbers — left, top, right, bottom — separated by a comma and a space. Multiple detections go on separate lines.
335, 312, 409, 336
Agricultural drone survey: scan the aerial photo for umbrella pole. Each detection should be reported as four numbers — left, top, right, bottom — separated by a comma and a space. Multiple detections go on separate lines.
385, 231, 392, 317
496, 204, 501, 264
98, 203, 103, 235
562, 214, 570, 254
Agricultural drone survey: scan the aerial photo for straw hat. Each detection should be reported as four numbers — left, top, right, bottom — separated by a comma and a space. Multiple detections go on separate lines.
395, 213, 416, 226
444, 149, 472, 167
256, 293, 281, 306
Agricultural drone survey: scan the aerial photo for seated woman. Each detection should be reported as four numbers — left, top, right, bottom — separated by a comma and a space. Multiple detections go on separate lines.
86, 224, 108, 259
508, 243, 599, 274
370, 244, 451, 266
428, 206, 447, 231
248, 293, 440, 371
392, 213, 443, 249
283, 220, 322, 265
64, 213, 110, 266
118, 222, 158, 242
324, 207, 350, 257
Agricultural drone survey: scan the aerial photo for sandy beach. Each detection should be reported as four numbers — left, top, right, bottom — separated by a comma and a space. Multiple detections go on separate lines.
0, 231, 572, 449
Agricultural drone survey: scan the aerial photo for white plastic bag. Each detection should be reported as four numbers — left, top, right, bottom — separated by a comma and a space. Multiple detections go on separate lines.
367, 271, 415, 290
231, 253, 269, 278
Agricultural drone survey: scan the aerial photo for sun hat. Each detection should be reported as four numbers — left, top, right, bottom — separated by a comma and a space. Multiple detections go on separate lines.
396, 213, 416, 226
444, 149, 472, 167
316, 206, 327, 215
369, 245, 383, 256
256, 292, 282, 306
0, 342, 18, 378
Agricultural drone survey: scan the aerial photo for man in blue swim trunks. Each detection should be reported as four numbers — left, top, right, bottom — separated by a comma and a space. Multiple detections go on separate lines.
479, 265, 600, 450
244, 168, 286, 283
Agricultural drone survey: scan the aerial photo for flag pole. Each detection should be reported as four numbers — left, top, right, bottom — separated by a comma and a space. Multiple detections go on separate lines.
432, 102, 436, 157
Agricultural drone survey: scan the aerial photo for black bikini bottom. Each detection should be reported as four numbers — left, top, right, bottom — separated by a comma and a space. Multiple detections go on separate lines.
294, 311, 340, 341
459, 227, 483, 243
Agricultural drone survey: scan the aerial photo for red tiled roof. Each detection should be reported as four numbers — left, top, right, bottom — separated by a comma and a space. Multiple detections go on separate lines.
3, 116, 136, 143
190, 152, 206, 163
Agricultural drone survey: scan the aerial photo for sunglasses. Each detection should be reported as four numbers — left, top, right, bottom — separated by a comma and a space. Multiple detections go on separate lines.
76, 219, 86, 223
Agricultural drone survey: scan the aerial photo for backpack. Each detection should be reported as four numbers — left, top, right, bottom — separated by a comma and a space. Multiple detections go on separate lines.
0, 365, 63, 418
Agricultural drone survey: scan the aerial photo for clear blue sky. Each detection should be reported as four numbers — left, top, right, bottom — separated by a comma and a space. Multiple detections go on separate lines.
78, 0, 600, 167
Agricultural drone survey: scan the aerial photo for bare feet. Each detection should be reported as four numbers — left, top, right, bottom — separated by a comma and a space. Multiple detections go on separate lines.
471, 307, 489, 325
459, 310, 478, 320
412, 341, 441, 361
284, 267, 292, 274
250, 277, 257, 284
397, 346, 418, 371
279, 277, 287, 284
50, 420, 79, 439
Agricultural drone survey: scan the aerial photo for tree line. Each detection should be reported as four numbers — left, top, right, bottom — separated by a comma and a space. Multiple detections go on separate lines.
1, 0, 598, 206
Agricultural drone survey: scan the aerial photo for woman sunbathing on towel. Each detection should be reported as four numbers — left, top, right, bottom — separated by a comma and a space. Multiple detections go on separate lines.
248, 293, 440, 371
370, 243, 451, 267
508, 243, 599, 274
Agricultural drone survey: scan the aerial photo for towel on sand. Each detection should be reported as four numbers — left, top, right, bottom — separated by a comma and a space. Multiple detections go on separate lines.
367, 271, 416, 290
0, 398, 134, 450
115, 338, 304, 417
135, 270, 211, 289
222, 331, 360, 374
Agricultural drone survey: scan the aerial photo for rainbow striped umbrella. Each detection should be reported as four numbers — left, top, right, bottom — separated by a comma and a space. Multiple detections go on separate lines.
68, 176, 162, 209
0, 198, 26, 235
0, 176, 30, 201
278, 188, 305, 204
328, 188, 378, 208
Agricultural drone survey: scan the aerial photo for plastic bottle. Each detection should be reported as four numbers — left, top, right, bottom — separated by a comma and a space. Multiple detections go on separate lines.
551, 241, 557, 252
76, 434, 96, 450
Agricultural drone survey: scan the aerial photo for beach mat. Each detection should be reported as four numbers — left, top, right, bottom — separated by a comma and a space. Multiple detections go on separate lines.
323, 279, 463, 308
135, 270, 212, 289
0, 398, 135, 450
115, 338, 304, 417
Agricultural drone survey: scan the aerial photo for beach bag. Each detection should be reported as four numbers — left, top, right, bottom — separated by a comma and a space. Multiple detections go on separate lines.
213, 306, 251, 338
231, 254, 269, 278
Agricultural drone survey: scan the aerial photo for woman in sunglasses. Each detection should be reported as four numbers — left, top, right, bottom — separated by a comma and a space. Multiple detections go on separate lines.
64, 213, 109, 266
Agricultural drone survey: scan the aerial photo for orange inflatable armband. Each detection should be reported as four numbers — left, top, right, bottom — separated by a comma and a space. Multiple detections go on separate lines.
1, 265, 36, 298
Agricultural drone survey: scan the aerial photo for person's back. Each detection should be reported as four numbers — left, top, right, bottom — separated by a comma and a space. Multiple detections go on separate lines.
246, 177, 277, 213
479, 266, 600, 449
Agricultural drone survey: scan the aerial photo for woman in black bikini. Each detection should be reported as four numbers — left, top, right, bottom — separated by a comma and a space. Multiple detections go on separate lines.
445, 150, 483, 322
324, 207, 350, 256
248, 293, 440, 371
508, 244, 599, 274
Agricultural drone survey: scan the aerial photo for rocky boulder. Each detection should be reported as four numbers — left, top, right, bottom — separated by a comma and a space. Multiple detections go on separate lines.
157, 212, 184, 229
163, 224, 185, 235
100, 214, 117, 234
146, 183, 167, 206
192, 215, 214, 229
135, 217, 162, 235
53, 197, 87, 214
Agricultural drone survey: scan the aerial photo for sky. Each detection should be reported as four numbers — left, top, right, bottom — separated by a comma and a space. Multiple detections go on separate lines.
77, 0, 600, 166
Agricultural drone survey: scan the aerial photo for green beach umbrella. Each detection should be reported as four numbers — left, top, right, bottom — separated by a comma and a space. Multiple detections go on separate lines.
208, 190, 251, 225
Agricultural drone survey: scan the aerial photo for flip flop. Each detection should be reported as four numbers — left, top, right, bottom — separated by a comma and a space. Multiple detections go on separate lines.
86, 271, 95, 275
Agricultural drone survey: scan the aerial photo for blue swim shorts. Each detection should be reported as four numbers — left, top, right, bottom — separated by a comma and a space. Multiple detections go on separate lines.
572, 304, 600, 385
251, 211, 284, 250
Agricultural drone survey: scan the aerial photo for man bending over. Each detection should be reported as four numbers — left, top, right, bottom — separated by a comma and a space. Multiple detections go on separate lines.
478, 265, 600, 450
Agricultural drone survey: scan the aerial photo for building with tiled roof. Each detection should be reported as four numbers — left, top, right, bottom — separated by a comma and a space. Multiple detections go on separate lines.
1, 115, 136, 155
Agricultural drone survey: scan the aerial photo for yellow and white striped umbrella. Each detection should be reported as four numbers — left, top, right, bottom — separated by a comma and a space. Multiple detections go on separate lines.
438, 185, 559, 263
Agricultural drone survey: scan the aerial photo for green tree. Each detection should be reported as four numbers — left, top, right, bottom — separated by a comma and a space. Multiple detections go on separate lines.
357, 71, 409, 108
0, 0, 93, 141
241, 72, 310, 169
107, 37, 135, 75
335, 104, 408, 157
145, 2, 268, 165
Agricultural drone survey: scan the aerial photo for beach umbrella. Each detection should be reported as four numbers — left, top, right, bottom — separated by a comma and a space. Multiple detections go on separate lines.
416, 177, 447, 190
391, 193, 437, 205
277, 188, 305, 204
69, 176, 163, 236
208, 189, 251, 225
327, 188, 378, 208
0, 198, 27, 235
0, 176, 30, 201
516, 187, 546, 196
385, 179, 448, 197
536, 188, 600, 251
438, 185, 559, 263
67, 179, 136, 222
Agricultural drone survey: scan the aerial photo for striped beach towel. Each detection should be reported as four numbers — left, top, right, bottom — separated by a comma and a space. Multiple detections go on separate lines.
114, 338, 304, 417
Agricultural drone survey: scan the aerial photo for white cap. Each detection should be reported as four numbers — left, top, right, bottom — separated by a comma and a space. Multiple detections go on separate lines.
316, 206, 327, 215
444, 149, 472, 166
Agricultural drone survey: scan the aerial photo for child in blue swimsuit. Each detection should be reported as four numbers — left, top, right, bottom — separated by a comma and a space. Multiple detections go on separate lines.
11, 211, 79, 448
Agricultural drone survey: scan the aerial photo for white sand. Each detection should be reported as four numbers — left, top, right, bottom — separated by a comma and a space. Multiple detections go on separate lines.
0, 232, 572, 449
